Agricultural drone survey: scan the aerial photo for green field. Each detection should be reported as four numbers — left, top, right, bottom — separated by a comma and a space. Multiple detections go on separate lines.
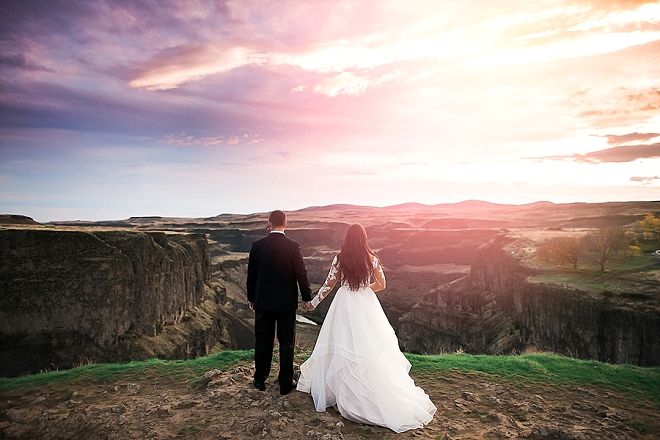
530, 250, 659, 294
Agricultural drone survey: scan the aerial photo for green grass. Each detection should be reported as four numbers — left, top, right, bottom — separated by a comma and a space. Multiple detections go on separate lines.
630, 420, 648, 434
534, 254, 654, 275
406, 352, 660, 407
640, 240, 660, 253
614, 255, 656, 271
0, 350, 254, 393
533, 271, 597, 285
532, 270, 630, 293
532, 257, 659, 293
1, 350, 658, 410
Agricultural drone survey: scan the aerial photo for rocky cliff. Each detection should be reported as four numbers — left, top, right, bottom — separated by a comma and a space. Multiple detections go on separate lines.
0, 227, 233, 377
398, 236, 660, 366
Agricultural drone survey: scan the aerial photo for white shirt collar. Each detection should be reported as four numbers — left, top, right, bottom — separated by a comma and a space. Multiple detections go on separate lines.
269, 230, 285, 235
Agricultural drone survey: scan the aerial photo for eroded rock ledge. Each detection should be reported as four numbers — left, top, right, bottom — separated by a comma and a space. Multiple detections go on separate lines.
398, 235, 660, 366
0, 228, 230, 377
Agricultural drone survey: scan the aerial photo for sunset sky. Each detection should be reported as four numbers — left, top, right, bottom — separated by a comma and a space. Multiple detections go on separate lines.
1, 0, 659, 222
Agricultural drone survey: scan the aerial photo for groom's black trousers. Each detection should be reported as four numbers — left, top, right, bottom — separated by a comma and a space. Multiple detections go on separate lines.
254, 309, 296, 386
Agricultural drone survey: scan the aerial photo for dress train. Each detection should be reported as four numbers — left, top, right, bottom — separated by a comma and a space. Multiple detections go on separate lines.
297, 284, 436, 433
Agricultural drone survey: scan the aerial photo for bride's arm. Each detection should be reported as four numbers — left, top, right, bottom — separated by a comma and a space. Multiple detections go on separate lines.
310, 256, 339, 308
369, 258, 386, 293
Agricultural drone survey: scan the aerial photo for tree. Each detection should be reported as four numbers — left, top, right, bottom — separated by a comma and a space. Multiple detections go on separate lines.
640, 212, 660, 241
535, 236, 580, 268
555, 237, 581, 269
579, 228, 628, 271
535, 239, 552, 263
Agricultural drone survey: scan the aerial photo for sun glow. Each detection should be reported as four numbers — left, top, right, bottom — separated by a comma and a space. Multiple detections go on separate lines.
2, 0, 660, 220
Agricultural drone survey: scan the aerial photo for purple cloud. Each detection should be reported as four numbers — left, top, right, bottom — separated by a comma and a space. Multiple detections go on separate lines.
0, 54, 52, 71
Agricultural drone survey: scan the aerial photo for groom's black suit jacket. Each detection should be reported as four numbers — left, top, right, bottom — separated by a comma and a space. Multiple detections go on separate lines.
247, 232, 312, 310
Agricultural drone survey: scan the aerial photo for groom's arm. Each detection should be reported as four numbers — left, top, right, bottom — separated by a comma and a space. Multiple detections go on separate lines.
292, 242, 312, 302
246, 242, 258, 304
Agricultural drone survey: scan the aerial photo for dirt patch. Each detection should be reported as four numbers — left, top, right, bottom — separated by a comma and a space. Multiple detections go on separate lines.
1, 356, 657, 439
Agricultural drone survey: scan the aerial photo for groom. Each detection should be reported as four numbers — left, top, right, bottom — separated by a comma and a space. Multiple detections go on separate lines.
247, 210, 313, 394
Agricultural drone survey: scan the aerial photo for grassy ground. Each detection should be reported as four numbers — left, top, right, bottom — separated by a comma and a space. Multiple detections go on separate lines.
0, 350, 255, 394
534, 255, 655, 275
406, 352, 660, 408
2, 351, 658, 408
2, 351, 659, 439
530, 251, 659, 295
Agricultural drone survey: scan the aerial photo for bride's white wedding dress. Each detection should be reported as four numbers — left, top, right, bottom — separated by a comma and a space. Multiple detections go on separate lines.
297, 255, 437, 433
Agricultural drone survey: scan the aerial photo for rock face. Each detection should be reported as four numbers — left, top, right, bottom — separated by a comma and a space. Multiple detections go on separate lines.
0, 228, 230, 376
398, 235, 660, 366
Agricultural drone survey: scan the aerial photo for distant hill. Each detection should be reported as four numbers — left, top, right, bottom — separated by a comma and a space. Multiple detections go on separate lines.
296, 204, 379, 213
0, 215, 40, 225
28, 199, 659, 227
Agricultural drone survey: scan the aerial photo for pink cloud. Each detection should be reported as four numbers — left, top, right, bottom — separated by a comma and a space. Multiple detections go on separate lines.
605, 132, 660, 145
570, 84, 660, 129
535, 143, 660, 164
630, 175, 660, 184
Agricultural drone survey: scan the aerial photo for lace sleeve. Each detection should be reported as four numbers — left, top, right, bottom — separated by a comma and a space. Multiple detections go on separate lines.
370, 255, 386, 292
310, 256, 339, 307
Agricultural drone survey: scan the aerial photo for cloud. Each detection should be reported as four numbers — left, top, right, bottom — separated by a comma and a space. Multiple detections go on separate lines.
312, 72, 370, 97
0, 54, 52, 71
536, 143, 660, 164
605, 132, 660, 145
630, 175, 660, 184
574, 0, 658, 12
128, 45, 264, 91
6, 0, 654, 104
311, 69, 403, 97
0, 77, 253, 139
164, 133, 260, 147
339, 170, 379, 176
121, 1, 660, 92
276, 150, 293, 161
127, 35, 415, 92
571, 85, 660, 128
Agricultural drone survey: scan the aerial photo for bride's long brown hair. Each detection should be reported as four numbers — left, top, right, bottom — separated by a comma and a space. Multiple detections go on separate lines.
337, 224, 376, 290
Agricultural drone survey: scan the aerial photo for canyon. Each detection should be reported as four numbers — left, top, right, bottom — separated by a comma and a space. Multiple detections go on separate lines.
0, 200, 659, 376
398, 235, 660, 366
0, 226, 242, 377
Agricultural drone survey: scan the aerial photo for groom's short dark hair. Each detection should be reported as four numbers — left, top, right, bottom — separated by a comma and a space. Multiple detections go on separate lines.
269, 210, 286, 227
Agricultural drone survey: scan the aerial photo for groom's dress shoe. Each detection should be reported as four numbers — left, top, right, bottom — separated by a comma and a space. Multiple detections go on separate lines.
253, 380, 266, 391
280, 373, 299, 395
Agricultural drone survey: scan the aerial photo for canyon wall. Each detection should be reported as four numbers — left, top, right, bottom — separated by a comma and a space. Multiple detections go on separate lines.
0, 228, 233, 377
398, 236, 660, 366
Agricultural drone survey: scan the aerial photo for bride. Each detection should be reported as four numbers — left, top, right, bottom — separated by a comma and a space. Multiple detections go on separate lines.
297, 224, 436, 433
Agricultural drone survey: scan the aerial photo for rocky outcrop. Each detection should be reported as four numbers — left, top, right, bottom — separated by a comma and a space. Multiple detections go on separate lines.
0, 215, 41, 225
398, 236, 660, 366
0, 228, 232, 376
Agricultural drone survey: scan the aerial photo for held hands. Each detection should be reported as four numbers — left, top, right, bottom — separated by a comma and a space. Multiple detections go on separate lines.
310, 295, 321, 308
253, 300, 317, 312
301, 301, 314, 312
302, 294, 322, 311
